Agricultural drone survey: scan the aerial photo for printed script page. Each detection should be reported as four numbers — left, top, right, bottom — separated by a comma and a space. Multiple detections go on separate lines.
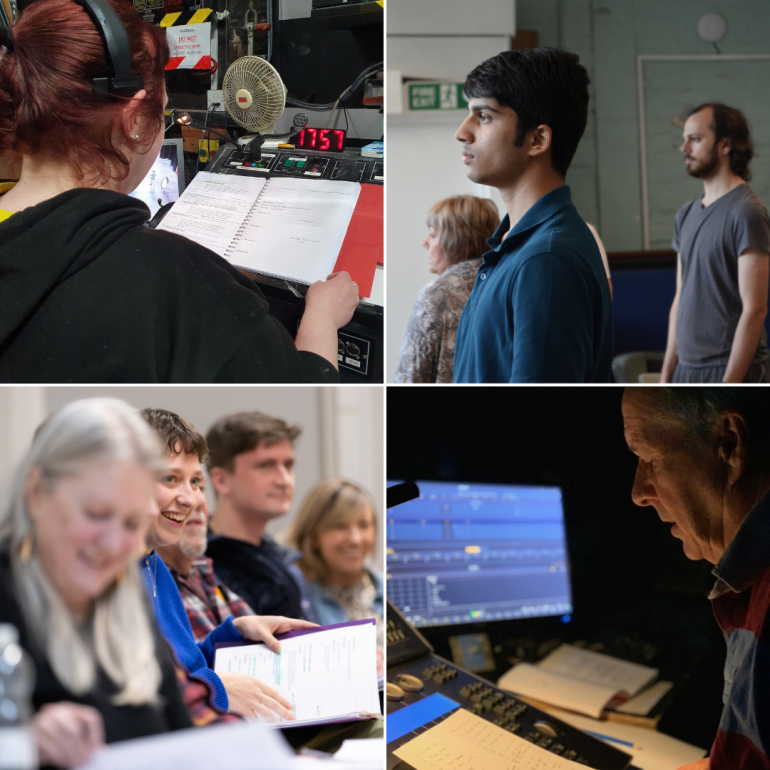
226, 177, 361, 284
214, 622, 380, 726
157, 171, 266, 256
393, 709, 585, 770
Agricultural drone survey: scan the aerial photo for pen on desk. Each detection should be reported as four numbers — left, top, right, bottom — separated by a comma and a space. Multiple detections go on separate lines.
584, 731, 641, 750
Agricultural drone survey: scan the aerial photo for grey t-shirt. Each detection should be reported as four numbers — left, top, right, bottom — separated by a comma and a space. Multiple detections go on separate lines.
673, 183, 770, 367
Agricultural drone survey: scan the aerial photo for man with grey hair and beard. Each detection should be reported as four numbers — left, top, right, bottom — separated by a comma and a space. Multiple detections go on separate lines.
622, 387, 770, 769
158, 482, 256, 644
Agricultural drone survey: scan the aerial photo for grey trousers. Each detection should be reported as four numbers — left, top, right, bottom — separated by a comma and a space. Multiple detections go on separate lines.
672, 361, 770, 383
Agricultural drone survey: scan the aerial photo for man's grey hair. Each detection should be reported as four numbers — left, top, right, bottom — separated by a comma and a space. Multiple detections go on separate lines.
655, 387, 770, 471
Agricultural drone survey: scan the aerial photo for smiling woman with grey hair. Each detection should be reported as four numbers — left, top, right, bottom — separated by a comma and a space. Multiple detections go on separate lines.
0, 398, 193, 769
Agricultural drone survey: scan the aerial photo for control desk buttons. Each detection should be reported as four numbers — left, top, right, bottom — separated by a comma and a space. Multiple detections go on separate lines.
386, 682, 405, 701
395, 674, 424, 692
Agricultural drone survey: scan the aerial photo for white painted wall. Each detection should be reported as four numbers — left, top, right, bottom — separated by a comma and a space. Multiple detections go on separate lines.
0, 387, 46, 492
388, 36, 514, 82
0, 386, 383, 571
386, 113, 505, 382
388, 0, 515, 35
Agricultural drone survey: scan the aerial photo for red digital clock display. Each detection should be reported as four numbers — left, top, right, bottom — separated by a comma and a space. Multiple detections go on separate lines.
297, 127, 346, 152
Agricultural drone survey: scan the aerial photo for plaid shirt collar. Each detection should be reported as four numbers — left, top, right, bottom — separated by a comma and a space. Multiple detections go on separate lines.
710, 492, 770, 599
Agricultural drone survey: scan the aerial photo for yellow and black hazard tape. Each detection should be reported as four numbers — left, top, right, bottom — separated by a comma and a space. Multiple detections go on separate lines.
160, 8, 213, 26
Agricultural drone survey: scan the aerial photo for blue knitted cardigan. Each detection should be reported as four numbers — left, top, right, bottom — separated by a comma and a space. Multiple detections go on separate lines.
140, 551, 242, 711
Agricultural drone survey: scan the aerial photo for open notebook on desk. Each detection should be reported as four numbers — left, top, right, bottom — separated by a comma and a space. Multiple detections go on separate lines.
214, 619, 381, 729
157, 171, 361, 287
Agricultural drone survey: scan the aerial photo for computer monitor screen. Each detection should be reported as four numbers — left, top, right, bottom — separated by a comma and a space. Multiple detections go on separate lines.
129, 138, 185, 220
387, 481, 572, 628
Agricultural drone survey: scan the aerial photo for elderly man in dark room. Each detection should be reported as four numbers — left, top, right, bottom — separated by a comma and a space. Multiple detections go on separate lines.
622, 387, 770, 770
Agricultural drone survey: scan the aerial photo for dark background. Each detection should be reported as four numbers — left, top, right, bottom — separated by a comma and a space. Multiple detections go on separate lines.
387, 386, 725, 749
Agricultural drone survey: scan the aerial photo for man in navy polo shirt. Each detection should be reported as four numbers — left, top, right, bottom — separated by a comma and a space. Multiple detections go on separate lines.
453, 49, 613, 383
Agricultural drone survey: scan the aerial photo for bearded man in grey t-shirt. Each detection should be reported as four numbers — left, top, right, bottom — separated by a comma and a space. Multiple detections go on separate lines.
661, 103, 770, 384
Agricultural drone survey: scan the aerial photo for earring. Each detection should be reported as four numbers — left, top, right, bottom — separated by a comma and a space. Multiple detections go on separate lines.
131, 134, 140, 141
18, 532, 34, 564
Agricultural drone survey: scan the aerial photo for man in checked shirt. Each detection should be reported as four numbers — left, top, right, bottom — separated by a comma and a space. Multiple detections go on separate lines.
159, 480, 255, 643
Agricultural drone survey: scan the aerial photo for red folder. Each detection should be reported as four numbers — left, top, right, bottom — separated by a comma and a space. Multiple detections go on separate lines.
332, 184, 383, 298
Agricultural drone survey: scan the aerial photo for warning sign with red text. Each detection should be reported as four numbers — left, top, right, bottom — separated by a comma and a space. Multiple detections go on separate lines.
166, 23, 212, 70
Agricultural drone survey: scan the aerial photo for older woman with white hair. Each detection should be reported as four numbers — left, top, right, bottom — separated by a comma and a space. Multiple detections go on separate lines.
0, 398, 193, 768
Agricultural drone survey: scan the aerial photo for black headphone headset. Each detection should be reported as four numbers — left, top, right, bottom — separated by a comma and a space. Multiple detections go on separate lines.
71, 0, 144, 96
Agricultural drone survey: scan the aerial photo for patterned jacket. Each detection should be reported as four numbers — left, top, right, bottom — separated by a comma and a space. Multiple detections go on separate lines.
395, 258, 481, 383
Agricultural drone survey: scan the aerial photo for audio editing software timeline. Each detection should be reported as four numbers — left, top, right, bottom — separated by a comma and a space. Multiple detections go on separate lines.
386, 481, 573, 628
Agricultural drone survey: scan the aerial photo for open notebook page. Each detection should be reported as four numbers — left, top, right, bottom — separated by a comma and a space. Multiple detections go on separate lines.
156, 171, 266, 256
394, 708, 586, 770
539, 645, 658, 697
498, 663, 618, 719
226, 177, 361, 284
214, 622, 380, 727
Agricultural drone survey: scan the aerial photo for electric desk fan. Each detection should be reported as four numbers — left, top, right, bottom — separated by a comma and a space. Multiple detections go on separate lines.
222, 56, 286, 160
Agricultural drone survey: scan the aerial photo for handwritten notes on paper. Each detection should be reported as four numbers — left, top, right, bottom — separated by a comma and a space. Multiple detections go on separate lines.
157, 171, 266, 256
393, 709, 584, 770
227, 177, 360, 284
156, 171, 360, 285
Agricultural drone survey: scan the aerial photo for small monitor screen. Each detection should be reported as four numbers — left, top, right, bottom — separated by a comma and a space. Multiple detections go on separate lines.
387, 481, 572, 628
129, 139, 185, 220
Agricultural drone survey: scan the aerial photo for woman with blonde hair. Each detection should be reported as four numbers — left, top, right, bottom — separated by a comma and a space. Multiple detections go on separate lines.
289, 478, 382, 640
396, 195, 500, 383
0, 398, 193, 768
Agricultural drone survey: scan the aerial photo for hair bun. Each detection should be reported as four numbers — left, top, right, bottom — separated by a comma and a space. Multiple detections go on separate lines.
0, 25, 12, 52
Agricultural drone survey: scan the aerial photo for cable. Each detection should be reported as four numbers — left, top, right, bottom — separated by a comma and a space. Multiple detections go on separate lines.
266, 0, 273, 62
286, 60, 382, 111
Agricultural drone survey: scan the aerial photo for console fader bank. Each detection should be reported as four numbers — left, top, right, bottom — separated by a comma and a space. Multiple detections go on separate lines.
386, 601, 634, 770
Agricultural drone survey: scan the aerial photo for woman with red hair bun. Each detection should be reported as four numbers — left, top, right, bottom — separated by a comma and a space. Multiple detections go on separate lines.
0, 0, 357, 383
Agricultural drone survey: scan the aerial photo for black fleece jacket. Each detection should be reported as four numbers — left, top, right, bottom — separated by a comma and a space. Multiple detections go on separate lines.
0, 189, 338, 382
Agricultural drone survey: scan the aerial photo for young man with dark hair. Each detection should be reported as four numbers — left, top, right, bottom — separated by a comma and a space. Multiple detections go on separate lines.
661, 103, 770, 384
205, 411, 312, 619
452, 48, 613, 383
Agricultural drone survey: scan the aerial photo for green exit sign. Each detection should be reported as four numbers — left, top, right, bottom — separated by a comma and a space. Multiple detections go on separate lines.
407, 83, 469, 111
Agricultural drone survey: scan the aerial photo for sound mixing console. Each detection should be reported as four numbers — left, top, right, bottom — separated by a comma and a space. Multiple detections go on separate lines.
386, 601, 633, 770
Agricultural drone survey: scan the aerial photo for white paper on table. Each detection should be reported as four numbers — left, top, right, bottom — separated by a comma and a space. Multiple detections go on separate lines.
539, 645, 659, 698
157, 171, 267, 257
498, 663, 618, 719
226, 177, 360, 284
542, 708, 706, 770
77, 720, 292, 770
615, 680, 674, 715
393, 708, 585, 770
214, 622, 381, 727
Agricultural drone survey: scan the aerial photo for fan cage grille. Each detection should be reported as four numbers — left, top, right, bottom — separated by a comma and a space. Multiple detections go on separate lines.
223, 57, 286, 132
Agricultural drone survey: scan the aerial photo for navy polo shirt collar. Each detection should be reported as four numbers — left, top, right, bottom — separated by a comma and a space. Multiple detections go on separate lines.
711, 491, 770, 596
483, 186, 574, 267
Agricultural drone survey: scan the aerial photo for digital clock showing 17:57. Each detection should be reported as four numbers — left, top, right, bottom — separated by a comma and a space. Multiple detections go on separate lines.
296, 128, 346, 152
